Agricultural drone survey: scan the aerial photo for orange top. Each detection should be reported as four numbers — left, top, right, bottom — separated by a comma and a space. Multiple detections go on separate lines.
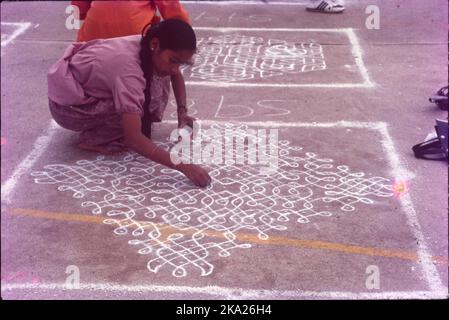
72, 0, 190, 42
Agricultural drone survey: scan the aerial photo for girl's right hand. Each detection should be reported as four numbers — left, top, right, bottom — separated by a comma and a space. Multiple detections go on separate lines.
178, 164, 212, 187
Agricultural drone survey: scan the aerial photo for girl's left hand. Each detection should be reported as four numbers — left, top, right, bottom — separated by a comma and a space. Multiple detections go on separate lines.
178, 112, 196, 129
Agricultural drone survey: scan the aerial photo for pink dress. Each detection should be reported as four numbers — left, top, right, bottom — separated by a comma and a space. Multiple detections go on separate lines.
47, 35, 170, 151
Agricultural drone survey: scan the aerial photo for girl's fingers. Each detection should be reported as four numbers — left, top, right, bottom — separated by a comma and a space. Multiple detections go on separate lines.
187, 117, 195, 127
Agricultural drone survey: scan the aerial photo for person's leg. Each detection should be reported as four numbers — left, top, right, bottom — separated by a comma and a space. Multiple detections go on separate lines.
49, 99, 128, 155
78, 113, 128, 155
77, 142, 121, 155
307, 0, 345, 13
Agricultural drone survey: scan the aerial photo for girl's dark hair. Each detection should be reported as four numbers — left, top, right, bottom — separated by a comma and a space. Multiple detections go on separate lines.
139, 19, 196, 138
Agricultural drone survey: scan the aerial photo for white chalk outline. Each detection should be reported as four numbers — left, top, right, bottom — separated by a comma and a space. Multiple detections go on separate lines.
186, 27, 374, 88
1, 283, 447, 300
1, 120, 446, 298
181, 1, 309, 5
1, 22, 31, 47
1, 121, 59, 204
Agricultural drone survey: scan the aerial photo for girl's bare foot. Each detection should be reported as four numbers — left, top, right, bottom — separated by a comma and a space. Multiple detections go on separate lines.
78, 143, 127, 155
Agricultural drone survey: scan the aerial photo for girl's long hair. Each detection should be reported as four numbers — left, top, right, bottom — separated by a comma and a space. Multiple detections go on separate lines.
139, 19, 196, 138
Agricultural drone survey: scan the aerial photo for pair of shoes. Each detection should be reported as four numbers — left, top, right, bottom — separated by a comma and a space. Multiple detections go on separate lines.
306, 0, 345, 13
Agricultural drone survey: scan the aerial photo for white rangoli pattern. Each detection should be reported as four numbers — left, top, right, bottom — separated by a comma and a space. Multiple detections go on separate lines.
31, 124, 393, 278
185, 34, 326, 82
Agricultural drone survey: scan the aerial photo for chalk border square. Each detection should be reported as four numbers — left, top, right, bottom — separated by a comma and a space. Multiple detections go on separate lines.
185, 27, 374, 88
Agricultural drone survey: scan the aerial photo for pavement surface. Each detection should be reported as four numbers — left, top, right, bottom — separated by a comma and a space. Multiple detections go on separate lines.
1, 0, 448, 300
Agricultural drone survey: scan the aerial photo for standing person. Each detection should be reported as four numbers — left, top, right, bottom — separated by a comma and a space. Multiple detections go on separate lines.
72, 0, 190, 42
48, 19, 211, 187
306, 0, 345, 13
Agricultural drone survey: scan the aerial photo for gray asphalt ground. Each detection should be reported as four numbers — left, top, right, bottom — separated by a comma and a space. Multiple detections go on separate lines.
1, 0, 448, 300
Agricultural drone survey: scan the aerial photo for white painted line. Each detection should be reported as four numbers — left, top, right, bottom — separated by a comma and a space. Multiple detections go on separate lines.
185, 82, 373, 88
163, 119, 381, 129
193, 11, 207, 21
188, 27, 374, 88
1, 121, 59, 204
182, 1, 308, 5
1, 22, 31, 47
1, 282, 447, 300
375, 123, 446, 294
194, 26, 352, 32
345, 28, 374, 87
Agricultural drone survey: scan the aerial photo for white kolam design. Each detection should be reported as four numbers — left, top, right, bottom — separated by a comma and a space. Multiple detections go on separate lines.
31, 124, 393, 278
185, 34, 326, 83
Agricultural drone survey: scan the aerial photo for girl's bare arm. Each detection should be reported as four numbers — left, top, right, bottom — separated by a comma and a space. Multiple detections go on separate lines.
121, 113, 211, 187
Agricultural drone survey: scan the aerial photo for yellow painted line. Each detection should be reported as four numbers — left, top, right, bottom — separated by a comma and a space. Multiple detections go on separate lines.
7, 208, 178, 240
10, 208, 104, 224
7, 207, 448, 266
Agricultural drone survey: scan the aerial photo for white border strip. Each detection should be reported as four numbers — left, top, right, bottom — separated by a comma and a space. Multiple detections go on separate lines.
186, 27, 374, 88
181, 1, 308, 5
1, 283, 447, 300
1, 121, 59, 204
375, 123, 447, 294
184, 82, 373, 88
194, 27, 350, 32
345, 28, 373, 87
1, 22, 31, 47
165, 119, 379, 128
